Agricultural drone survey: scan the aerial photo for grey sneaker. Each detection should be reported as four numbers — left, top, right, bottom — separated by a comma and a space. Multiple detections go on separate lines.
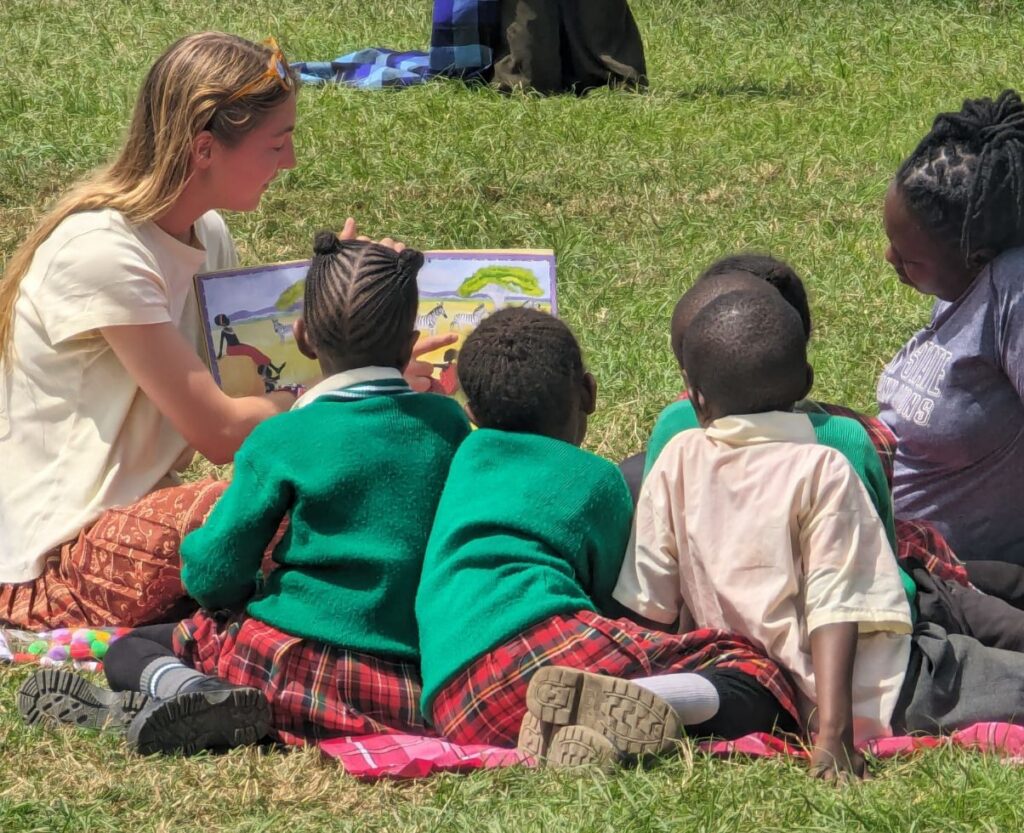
18, 667, 149, 731
127, 679, 271, 756
520, 666, 680, 764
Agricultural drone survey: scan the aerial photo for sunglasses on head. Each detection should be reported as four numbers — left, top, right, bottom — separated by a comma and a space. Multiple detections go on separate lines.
221, 37, 294, 107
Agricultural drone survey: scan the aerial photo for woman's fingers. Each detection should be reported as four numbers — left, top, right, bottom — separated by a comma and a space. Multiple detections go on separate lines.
413, 332, 458, 357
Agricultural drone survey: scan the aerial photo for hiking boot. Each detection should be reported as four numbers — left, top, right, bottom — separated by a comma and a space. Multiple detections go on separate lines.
520, 666, 680, 764
127, 677, 272, 756
18, 667, 149, 731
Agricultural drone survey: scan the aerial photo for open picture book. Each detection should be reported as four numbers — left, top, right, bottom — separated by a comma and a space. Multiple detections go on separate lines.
194, 250, 557, 401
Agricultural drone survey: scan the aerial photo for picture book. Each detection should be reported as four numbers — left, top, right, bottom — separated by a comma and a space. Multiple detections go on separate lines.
194, 250, 557, 400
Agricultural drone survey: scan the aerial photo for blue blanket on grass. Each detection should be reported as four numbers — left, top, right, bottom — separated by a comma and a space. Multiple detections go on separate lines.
293, 0, 500, 89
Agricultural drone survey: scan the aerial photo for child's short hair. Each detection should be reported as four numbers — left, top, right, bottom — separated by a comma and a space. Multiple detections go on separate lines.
457, 307, 584, 436
670, 272, 776, 368
303, 232, 422, 368
698, 253, 811, 340
896, 89, 1024, 263
683, 289, 808, 416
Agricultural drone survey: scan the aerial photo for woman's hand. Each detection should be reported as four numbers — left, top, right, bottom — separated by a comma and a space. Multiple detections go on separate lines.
338, 217, 406, 253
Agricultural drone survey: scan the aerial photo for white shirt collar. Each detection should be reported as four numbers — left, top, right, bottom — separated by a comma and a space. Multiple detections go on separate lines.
705, 411, 816, 447
292, 366, 405, 410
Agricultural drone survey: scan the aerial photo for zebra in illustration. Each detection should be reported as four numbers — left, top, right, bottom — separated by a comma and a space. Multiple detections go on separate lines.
270, 317, 293, 343
416, 303, 448, 331
452, 303, 487, 330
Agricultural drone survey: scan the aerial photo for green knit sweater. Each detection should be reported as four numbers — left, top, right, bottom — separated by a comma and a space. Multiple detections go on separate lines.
180, 383, 470, 660
644, 399, 917, 609
416, 429, 634, 718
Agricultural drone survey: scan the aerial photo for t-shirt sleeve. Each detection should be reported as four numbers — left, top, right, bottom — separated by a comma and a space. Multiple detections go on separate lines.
37, 230, 171, 345
801, 452, 913, 636
995, 267, 1024, 401
613, 458, 684, 625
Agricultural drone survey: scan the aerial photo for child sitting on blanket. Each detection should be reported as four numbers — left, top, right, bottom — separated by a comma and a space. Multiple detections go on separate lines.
416, 306, 799, 767
17, 233, 470, 754
641, 254, 1024, 656
614, 288, 1024, 779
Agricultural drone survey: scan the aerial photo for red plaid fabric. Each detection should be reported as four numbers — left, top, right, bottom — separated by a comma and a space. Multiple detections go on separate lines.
0, 479, 227, 630
172, 611, 430, 747
431, 610, 798, 748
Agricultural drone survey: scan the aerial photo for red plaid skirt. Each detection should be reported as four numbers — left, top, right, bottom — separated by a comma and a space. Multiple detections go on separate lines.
172, 611, 430, 747
0, 479, 227, 629
430, 610, 798, 748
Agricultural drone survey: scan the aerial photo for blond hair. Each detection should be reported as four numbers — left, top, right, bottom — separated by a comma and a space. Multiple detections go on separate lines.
0, 32, 295, 361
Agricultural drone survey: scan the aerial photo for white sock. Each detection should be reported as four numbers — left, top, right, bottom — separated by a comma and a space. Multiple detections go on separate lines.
633, 673, 720, 725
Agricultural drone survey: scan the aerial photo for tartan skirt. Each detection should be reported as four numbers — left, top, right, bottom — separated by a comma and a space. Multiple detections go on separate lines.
430, 610, 798, 748
172, 611, 430, 747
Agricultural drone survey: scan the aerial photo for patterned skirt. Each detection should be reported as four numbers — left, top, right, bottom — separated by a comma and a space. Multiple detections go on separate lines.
172, 611, 430, 747
430, 610, 798, 748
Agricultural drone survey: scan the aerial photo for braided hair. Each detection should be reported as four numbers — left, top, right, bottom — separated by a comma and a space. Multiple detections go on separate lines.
896, 89, 1024, 263
457, 307, 585, 437
303, 231, 422, 369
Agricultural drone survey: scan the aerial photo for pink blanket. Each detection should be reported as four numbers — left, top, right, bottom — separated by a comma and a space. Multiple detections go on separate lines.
320, 723, 1024, 780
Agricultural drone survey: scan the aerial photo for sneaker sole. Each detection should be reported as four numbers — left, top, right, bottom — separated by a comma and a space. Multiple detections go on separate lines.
525, 666, 680, 759
128, 687, 272, 756
547, 724, 620, 770
17, 668, 149, 731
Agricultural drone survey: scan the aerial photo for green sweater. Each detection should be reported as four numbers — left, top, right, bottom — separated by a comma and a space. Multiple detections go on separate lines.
180, 383, 470, 661
416, 429, 634, 718
644, 399, 917, 609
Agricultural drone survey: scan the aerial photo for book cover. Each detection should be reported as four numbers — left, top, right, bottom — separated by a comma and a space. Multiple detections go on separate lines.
195, 249, 557, 399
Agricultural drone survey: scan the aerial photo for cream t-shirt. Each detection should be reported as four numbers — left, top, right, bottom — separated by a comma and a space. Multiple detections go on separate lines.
0, 208, 237, 582
614, 411, 913, 743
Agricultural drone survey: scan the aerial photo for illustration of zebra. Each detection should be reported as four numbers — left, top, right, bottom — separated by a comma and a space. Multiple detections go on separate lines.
270, 317, 293, 343
452, 303, 487, 329
416, 303, 447, 331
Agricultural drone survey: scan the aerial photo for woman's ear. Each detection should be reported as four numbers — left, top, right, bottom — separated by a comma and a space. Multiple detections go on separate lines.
293, 318, 318, 360
191, 130, 215, 171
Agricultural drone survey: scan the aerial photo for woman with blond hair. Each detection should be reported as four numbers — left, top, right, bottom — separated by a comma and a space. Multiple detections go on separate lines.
0, 32, 445, 629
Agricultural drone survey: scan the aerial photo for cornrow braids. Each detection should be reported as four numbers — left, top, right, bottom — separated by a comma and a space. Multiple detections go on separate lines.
896, 89, 1024, 262
458, 307, 584, 437
303, 232, 422, 369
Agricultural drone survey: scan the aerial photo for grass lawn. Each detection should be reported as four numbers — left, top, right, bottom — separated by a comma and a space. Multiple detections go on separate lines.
3, 0, 1024, 829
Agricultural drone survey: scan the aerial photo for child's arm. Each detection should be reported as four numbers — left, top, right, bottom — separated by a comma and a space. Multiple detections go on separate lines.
808, 622, 865, 780
611, 463, 689, 629
180, 438, 291, 610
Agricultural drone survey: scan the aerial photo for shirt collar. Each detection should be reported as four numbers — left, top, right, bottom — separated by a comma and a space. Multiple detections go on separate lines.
292, 366, 405, 410
705, 411, 817, 447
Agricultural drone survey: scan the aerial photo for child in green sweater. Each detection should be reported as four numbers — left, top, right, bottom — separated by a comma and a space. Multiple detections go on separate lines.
19, 233, 470, 754
417, 307, 798, 766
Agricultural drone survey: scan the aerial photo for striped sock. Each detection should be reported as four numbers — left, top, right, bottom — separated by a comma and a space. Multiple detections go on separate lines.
139, 656, 210, 700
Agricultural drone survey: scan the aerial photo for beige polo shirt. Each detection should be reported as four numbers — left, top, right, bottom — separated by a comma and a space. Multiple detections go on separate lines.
614, 411, 913, 743
0, 208, 236, 583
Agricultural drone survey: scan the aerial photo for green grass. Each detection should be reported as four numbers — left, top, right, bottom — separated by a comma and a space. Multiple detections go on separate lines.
4, 0, 1024, 829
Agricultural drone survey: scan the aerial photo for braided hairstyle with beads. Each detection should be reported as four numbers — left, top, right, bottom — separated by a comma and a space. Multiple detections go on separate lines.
896, 89, 1024, 264
303, 231, 422, 369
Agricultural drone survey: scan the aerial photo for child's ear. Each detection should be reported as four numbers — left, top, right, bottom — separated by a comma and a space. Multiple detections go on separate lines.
581, 371, 597, 416
800, 363, 815, 400
463, 402, 480, 427
293, 318, 318, 360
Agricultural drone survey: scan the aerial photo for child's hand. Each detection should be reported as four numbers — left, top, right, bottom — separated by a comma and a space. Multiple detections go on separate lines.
405, 333, 459, 392
808, 734, 868, 782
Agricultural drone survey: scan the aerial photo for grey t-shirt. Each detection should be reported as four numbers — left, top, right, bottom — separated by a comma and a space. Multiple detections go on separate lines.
878, 247, 1024, 565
